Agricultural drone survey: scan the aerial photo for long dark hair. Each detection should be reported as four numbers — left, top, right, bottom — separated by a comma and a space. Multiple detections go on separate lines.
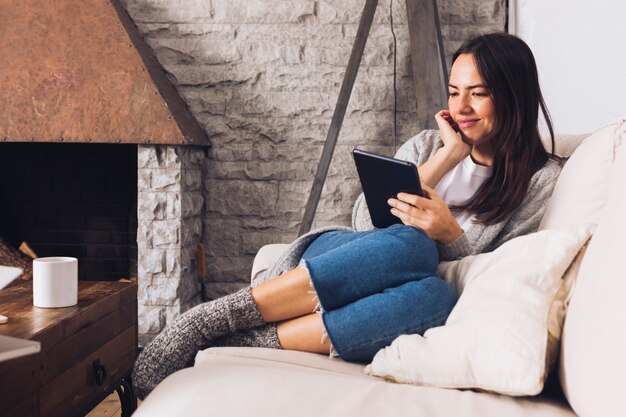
451, 32, 555, 225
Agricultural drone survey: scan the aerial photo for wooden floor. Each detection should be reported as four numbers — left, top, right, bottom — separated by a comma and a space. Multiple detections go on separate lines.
86, 392, 122, 417
86, 393, 142, 417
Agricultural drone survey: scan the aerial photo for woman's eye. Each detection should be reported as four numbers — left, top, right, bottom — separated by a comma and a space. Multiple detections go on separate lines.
448, 92, 458, 97
473, 92, 488, 97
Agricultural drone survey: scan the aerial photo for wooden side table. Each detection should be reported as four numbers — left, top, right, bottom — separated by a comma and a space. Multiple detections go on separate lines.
0, 281, 138, 417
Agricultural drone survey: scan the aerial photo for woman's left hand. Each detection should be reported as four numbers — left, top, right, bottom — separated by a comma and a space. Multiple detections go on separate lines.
388, 184, 464, 245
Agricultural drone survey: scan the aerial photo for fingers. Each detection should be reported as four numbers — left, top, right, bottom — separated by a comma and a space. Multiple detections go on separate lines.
388, 188, 444, 214
435, 110, 471, 164
388, 203, 426, 228
388, 193, 433, 231
388, 198, 416, 215
434, 110, 456, 130
388, 196, 420, 228
435, 109, 453, 123
419, 184, 443, 203
389, 207, 409, 224
388, 189, 445, 223
435, 109, 451, 119
389, 186, 463, 244
394, 192, 436, 209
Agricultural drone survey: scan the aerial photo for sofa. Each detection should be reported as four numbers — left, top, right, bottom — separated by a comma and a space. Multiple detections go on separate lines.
133, 119, 626, 417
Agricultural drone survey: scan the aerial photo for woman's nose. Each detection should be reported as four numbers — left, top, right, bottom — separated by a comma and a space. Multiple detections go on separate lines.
454, 94, 472, 114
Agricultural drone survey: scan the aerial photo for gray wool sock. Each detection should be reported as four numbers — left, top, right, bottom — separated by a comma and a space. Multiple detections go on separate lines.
212, 323, 282, 349
132, 287, 265, 400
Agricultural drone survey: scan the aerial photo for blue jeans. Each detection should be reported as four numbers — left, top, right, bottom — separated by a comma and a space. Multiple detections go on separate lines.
301, 224, 457, 362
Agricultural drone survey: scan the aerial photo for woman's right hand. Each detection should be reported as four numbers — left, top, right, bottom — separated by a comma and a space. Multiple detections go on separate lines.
434, 110, 471, 165
417, 110, 473, 188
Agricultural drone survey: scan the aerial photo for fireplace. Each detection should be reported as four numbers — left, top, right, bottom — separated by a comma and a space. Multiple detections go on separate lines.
0, 0, 211, 344
0, 141, 208, 344
0, 142, 138, 282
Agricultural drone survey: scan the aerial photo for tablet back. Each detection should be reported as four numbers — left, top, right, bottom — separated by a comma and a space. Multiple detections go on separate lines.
353, 149, 423, 228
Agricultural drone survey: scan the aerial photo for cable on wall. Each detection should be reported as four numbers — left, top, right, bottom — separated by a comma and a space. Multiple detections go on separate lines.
390, 0, 398, 154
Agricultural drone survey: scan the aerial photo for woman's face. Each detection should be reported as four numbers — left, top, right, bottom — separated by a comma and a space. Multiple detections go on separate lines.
448, 53, 496, 151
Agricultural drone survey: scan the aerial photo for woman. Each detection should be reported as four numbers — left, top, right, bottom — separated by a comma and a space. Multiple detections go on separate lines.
133, 32, 561, 399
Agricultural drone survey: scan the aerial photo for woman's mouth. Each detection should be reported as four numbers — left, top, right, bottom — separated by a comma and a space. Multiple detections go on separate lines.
457, 119, 479, 129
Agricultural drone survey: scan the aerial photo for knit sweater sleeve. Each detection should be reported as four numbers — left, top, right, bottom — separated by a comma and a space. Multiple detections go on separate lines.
436, 158, 563, 261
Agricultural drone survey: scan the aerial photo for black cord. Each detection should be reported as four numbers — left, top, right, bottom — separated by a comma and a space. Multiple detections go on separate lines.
390, 0, 398, 155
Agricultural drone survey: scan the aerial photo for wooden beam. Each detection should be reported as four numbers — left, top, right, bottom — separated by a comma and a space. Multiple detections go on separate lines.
405, 0, 448, 129
298, 0, 379, 236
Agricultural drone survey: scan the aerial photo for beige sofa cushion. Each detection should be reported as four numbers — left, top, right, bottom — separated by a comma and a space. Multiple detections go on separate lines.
250, 243, 289, 281
558, 120, 626, 417
134, 347, 576, 417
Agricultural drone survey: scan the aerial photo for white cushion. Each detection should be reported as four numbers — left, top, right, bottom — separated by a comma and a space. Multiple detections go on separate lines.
542, 133, 590, 158
134, 347, 576, 417
558, 120, 626, 417
364, 224, 593, 396
540, 119, 624, 230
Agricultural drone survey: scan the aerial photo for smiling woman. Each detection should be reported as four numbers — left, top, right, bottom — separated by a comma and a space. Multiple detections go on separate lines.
446, 53, 496, 161
132, 32, 563, 401
440, 32, 555, 225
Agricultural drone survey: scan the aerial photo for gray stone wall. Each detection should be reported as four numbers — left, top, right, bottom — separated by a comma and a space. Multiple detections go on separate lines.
124, 1, 505, 307
137, 145, 205, 344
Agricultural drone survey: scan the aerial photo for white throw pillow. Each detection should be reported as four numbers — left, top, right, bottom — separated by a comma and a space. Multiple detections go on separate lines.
364, 224, 594, 396
539, 119, 624, 230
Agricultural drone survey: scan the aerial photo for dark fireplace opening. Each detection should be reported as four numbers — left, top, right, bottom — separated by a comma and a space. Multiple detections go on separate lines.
0, 143, 137, 281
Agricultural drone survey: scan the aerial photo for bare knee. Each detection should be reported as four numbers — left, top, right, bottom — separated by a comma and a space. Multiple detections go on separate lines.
276, 314, 331, 354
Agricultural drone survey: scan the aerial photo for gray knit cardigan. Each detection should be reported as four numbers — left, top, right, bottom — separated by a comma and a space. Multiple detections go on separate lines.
253, 130, 561, 287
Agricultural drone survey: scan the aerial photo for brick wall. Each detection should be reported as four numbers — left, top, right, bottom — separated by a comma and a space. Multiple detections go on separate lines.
0, 143, 137, 281
123, 0, 505, 300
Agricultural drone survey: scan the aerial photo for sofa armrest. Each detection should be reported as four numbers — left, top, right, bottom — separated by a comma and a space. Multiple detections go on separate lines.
250, 244, 290, 283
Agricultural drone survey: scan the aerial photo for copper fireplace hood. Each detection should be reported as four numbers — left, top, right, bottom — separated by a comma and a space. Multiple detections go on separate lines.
0, 0, 209, 146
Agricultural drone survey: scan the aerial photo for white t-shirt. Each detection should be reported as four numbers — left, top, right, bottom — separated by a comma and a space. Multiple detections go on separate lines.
434, 155, 492, 230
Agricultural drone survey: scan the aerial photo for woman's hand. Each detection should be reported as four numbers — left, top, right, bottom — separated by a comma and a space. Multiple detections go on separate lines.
418, 110, 472, 188
388, 184, 463, 245
434, 110, 471, 165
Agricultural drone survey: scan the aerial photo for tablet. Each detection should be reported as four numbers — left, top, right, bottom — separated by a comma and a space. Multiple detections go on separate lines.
353, 149, 424, 228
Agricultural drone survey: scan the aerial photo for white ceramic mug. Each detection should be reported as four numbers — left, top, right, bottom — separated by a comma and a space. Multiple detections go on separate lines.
32, 257, 78, 308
